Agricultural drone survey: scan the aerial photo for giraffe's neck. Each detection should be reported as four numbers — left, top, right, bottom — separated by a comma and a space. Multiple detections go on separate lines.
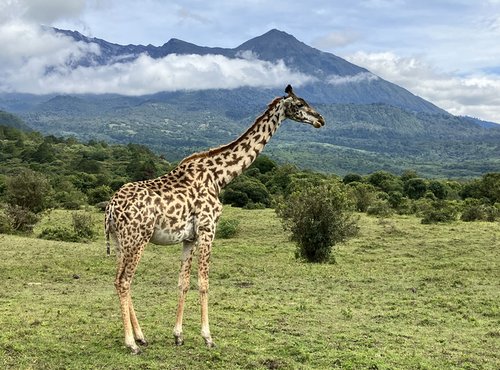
182, 97, 286, 190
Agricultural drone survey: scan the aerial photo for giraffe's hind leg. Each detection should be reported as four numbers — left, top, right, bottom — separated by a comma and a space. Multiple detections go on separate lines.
173, 240, 196, 345
115, 241, 147, 354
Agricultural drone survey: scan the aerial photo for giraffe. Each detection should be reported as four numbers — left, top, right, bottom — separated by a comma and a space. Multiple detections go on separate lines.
105, 85, 325, 354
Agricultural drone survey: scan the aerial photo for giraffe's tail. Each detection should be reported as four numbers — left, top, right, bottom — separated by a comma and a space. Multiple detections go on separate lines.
104, 203, 113, 257
105, 231, 111, 257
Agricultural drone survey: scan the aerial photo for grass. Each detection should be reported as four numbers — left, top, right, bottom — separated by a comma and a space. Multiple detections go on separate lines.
0, 207, 499, 369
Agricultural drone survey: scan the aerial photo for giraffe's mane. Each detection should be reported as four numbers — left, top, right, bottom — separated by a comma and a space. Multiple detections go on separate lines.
180, 96, 284, 164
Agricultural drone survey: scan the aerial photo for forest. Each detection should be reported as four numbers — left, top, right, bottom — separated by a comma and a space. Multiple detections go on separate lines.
0, 123, 498, 239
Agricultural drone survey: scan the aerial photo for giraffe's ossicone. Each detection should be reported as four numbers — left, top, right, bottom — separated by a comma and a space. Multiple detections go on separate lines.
105, 85, 325, 354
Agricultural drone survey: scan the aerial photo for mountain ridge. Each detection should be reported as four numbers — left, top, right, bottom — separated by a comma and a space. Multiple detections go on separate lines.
53, 28, 446, 114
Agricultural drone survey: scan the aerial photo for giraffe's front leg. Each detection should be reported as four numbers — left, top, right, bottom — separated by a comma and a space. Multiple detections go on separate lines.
173, 240, 196, 346
198, 231, 215, 348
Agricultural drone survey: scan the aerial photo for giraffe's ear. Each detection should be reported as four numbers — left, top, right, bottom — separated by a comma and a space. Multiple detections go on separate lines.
285, 84, 295, 96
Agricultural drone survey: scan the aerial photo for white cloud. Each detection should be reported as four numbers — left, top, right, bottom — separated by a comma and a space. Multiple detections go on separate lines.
0, 21, 315, 95
346, 51, 500, 123
1, 0, 88, 24
0, 20, 100, 92
328, 72, 379, 85
0, 2, 315, 95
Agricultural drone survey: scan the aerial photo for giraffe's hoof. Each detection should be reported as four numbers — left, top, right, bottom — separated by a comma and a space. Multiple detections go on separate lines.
129, 346, 141, 355
205, 339, 216, 348
137, 338, 148, 347
174, 335, 184, 346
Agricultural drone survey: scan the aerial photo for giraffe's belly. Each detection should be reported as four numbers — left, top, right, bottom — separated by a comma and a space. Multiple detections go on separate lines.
150, 219, 196, 245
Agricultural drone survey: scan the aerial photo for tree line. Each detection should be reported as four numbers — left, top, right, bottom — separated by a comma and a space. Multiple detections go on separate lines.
0, 124, 499, 254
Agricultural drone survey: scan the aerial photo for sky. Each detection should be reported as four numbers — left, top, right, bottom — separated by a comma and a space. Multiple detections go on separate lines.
1, 0, 500, 123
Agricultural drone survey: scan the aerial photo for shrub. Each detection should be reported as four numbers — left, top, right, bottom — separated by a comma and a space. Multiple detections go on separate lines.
348, 182, 377, 212
5, 204, 40, 232
39, 226, 80, 242
0, 210, 12, 234
421, 201, 458, 224
243, 201, 266, 210
72, 212, 97, 241
52, 180, 87, 210
216, 219, 240, 239
5, 169, 52, 213
221, 176, 270, 208
461, 199, 500, 222
405, 178, 428, 200
366, 199, 394, 217
276, 182, 358, 263
38, 212, 97, 242
87, 185, 113, 205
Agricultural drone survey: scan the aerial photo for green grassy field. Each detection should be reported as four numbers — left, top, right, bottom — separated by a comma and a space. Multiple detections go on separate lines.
0, 207, 499, 369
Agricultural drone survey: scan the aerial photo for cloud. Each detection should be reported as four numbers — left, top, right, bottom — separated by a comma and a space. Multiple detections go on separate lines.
0, 1, 315, 95
327, 72, 379, 85
1, 0, 88, 24
0, 21, 100, 91
346, 51, 500, 123
0, 21, 315, 95
41, 54, 315, 95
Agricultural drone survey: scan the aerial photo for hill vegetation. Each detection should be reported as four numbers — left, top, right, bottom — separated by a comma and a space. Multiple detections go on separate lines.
3, 94, 498, 178
1, 124, 498, 237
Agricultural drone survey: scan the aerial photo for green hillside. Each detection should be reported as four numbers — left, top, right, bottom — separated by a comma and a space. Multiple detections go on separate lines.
18, 95, 500, 178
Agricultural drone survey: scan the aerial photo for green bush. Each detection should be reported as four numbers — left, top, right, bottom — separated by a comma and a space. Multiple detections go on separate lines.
405, 178, 428, 200
0, 210, 12, 234
276, 182, 358, 263
366, 199, 394, 217
38, 212, 96, 242
72, 212, 97, 241
39, 226, 80, 242
87, 185, 113, 205
421, 201, 458, 224
348, 182, 377, 212
216, 219, 240, 239
5, 169, 52, 213
221, 175, 270, 208
4, 204, 40, 232
461, 199, 500, 222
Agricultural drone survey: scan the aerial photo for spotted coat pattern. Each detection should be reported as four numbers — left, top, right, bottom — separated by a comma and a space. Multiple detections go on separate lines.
105, 85, 325, 353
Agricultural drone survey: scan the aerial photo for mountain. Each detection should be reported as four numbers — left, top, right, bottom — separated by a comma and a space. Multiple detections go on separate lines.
53, 28, 444, 114
1, 29, 499, 178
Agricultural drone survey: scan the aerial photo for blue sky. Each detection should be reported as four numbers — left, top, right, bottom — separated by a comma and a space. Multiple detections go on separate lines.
1, 0, 500, 123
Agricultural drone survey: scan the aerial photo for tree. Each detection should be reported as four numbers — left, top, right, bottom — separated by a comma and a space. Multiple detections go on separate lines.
126, 158, 158, 181
428, 180, 448, 200
480, 173, 500, 203
343, 173, 363, 184
348, 182, 377, 212
5, 169, 52, 213
248, 155, 277, 174
276, 182, 358, 263
404, 178, 427, 200
221, 175, 270, 207
4, 170, 52, 232
30, 141, 56, 163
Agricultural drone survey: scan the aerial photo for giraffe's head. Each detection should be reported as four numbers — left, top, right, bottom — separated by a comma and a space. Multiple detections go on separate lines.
283, 85, 325, 128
